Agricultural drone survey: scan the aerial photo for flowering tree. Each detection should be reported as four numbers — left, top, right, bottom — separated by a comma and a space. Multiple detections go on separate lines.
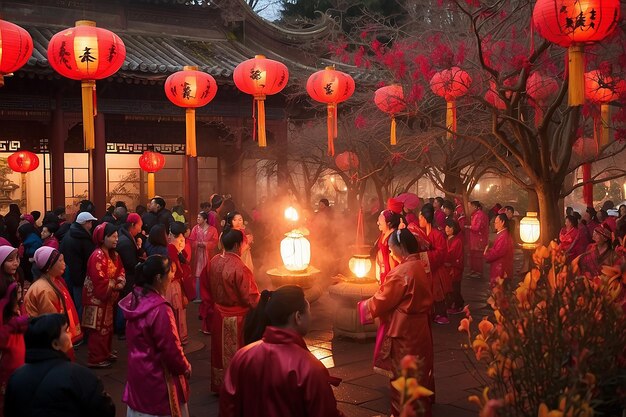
303, 0, 626, 241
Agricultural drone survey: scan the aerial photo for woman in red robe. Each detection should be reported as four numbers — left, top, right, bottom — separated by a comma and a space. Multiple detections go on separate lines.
466, 201, 489, 277
167, 222, 192, 345
358, 229, 434, 417
209, 229, 260, 393
484, 214, 514, 288
221, 286, 343, 417
443, 219, 464, 314
375, 201, 403, 285
576, 224, 622, 278
190, 211, 219, 334
82, 222, 125, 368
559, 215, 586, 262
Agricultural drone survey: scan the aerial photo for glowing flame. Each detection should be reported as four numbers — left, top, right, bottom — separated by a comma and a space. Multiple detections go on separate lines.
284, 206, 299, 222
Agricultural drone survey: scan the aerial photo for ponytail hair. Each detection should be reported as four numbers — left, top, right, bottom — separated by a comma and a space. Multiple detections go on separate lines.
132, 255, 171, 307
243, 285, 307, 344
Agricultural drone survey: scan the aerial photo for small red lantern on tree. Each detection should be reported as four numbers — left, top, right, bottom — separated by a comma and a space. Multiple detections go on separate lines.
430, 67, 471, 139
335, 151, 359, 172
0, 19, 33, 87
526, 72, 558, 125
374, 84, 405, 145
585, 69, 624, 148
306, 66, 355, 156
233, 55, 289, 148
47, 21, 126, 150
139, 150, 165, 198
533, 0, 621, 106
165, 66, 217, 157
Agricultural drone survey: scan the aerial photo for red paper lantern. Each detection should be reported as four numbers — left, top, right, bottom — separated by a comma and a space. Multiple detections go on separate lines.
306, 66, 355, 156
47, 21, 126, 150
0, 19, 33, 87
138, 150, 165, 173
335, 151, 359, 172
233, 55, 289, 147
430, 67, 472, 139
526, 72, 558, 125
585, 69, 624, 147
374, 84, 405, 145
8, 150, 39, 173
533, 0, 621, 106
165, 67, 218, 157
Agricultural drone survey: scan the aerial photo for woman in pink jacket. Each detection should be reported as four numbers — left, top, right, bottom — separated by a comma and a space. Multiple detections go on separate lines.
466, 201, 490, 278
484, 214, 514, 288
119, 255, 191, 417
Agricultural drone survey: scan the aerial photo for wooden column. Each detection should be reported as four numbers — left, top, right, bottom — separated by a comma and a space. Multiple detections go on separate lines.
185, 155, 199, 220
90, 113, 107, 218
50, 96, 66, 209
275, 118, 289, 194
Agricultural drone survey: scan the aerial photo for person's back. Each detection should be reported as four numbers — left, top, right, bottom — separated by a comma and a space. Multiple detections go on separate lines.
221, 326, 342, 417
5, 314, 114, 417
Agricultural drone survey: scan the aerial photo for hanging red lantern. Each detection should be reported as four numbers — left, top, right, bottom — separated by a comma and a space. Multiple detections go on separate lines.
374, 84, 405, 145
430, 67, 471, 139
585, 69, 624, 148
165, 66, 218, 157
0, 19, 33, 87
8, 150, 39, 173
47, 21, 126, 150
526, 72, 558, 125
233, 55, 289, 147
335, 151, 359, 172
306, 66, 355, 156
533, 0, 621, 106
139, 150, 165, 198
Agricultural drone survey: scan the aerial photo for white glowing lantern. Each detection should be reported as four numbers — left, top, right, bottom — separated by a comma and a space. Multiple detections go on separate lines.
520, 211, 541, 244
349, 255, 372, 278
284, 206, 299, 222
280, 230, 310, 272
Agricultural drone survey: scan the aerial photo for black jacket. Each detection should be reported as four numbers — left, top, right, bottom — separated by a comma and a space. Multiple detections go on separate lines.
59, 222, 95, 287
5, 349, 115, 417
116, 226, 139, 292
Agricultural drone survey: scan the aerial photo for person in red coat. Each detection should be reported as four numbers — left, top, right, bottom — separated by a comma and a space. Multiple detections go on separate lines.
40, 223, 60, 250
82, 223, 125, 368
221, 285, 343, 417
484, 214, 514, 288
209, 229, 260, 393
166, 221, 192, 345
443, 219, 465, 314
358, 229, 434, 417
375, 206, 402, 285
433, 197, 447, 231
466, 201, 490, 278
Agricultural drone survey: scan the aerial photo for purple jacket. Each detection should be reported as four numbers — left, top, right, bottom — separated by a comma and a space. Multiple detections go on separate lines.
118, 288, 190, 415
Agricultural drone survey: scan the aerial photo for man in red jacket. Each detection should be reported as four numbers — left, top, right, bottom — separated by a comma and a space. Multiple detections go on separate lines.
220, 286, 344, 417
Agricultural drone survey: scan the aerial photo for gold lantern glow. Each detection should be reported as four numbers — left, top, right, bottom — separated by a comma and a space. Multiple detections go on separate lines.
284, 206, 299, 222
349, 254, 372, 278
520, 211, 541, 247
280, 230, 311, 272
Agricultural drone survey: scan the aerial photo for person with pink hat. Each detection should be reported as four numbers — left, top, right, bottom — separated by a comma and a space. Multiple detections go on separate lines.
24, 246, 82, 360
0, 245, 28, 416
82, 223, 126, 369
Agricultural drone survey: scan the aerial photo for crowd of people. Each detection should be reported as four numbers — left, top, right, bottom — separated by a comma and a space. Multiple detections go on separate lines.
1, 192, 625, 417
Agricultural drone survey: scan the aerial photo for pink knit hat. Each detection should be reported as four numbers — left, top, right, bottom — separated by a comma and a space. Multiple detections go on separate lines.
33, 246, 61, 273
0, 245, 17, 265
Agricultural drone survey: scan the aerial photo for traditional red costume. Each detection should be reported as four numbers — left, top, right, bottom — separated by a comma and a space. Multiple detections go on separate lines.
484, 229, 514, 286
220, 327, 344, 417
468, 209, 489, 275
167, 244, 192, 345
358, 254, 434, 417
189, 222, 219, 333
208, 251, 260, 393
82, 224, 125, 366
443, 233, 464, 308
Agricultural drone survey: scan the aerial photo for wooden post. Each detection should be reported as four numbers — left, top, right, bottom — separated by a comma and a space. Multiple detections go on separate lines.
90, 113, 107, 217
50, 96, 66, 209
186, 155, 199, 220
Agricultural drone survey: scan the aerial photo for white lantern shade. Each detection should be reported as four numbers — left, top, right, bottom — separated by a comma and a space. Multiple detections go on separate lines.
520, 211, 540, 244
280, 231, 310, 272
349, 255, 372, 278
284, 206, 299, 222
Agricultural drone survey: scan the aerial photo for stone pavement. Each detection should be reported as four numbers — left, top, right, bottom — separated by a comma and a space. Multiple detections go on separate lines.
74, 265, 501, 417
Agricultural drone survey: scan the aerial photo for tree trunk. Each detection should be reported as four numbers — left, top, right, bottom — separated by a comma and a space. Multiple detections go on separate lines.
536, 182, 563, 244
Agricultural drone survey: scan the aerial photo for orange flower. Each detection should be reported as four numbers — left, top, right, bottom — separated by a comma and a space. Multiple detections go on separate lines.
458, 318, 470, 334
478, 318, 494, 339
400, 355, 418, 370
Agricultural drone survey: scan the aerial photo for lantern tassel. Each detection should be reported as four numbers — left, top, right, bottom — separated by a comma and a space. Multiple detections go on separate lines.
600, 104, 610, 148
147, 172, 156, 199
582, 163, 592, 207
568, 45, 585, 106
333, 104, 338, 138
256, 96, 266, 147
390, 116, 397, 145
251, 97, 257, 143
327, 103, 335, 156
81, 80, 96, 150
185, 108, 197, 157
446, 101, 456, 140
